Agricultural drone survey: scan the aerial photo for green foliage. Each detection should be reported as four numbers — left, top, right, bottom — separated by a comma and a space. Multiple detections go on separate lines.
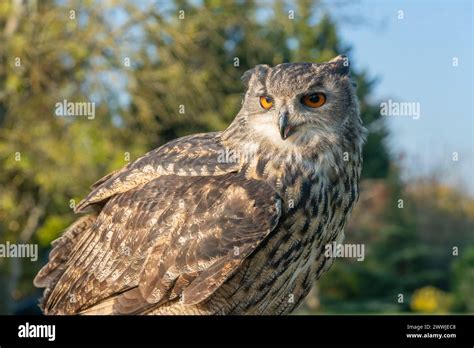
36, 215, 71, 247
0, 0, 147, 313
452, 246, 474, 312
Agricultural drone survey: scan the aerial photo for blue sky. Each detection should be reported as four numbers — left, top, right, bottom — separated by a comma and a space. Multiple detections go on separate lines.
331, 0, 473, 193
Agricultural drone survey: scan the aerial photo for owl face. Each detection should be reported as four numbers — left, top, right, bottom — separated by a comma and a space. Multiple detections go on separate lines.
240, 55, 359, 151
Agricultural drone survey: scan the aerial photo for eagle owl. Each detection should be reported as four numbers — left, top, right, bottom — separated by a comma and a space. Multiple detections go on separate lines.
34, 55, 366, 315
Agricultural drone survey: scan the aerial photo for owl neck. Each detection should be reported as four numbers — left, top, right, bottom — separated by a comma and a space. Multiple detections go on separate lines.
221, 130, 363, 199
221, 111, 364, 194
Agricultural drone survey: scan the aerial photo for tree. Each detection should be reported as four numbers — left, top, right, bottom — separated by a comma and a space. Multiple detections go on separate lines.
0, 0, 146, 313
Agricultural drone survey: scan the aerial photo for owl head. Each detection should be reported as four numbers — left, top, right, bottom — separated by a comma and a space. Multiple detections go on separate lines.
232, 55, 364, 156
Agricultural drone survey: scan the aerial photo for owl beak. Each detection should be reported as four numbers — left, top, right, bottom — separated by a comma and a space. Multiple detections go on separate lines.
279, 112, 294, 140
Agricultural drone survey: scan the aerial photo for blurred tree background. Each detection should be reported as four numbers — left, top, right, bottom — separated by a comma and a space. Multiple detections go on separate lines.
0, 0, 472, 314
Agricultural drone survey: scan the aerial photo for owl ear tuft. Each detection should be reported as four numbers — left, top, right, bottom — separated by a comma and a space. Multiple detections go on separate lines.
241, 64, 270, 88
328, 55, 350, 76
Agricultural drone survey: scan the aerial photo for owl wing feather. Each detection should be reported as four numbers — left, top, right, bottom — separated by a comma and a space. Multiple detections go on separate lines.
34, 215, 96, 289
75, 132, 241, 213
39, 171, 281, 314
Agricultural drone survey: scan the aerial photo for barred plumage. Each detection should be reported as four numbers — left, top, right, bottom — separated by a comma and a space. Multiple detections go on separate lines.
34, 55, 365, 315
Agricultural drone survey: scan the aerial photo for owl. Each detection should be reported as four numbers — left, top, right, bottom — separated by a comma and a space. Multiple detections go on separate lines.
34, 55, 366, 315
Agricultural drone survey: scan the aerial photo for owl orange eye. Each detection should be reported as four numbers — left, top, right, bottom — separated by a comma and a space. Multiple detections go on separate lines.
301, 93, 326, 108
259, 96, 273, 110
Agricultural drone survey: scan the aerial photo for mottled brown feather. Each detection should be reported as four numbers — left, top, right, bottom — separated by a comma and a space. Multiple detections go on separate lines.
75, 132, 240, 213
41, 174, 280, 314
